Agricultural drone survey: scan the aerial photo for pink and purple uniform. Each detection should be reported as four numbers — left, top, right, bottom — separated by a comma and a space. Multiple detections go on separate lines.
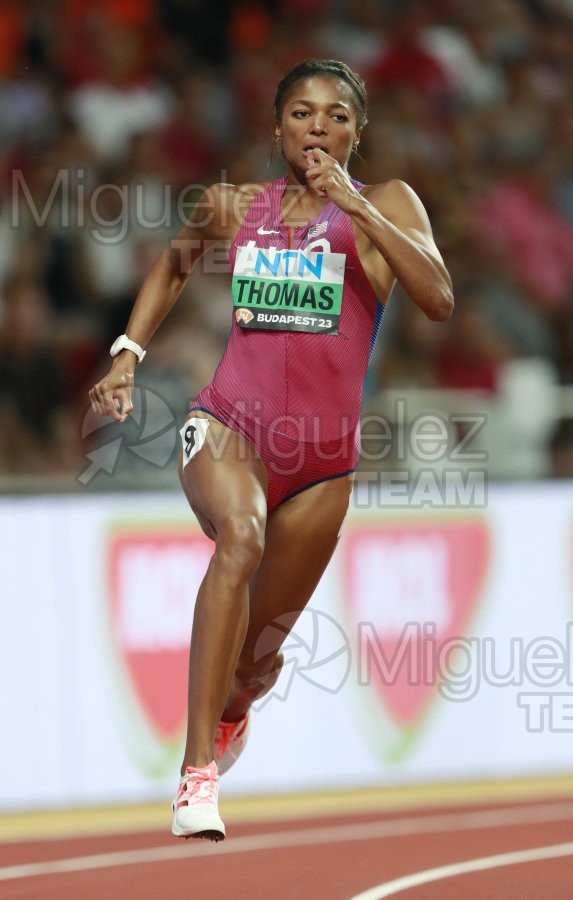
192, 176, 384, 509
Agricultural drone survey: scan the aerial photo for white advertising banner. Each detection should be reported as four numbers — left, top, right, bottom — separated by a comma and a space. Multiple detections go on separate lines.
1, 482, 573, 811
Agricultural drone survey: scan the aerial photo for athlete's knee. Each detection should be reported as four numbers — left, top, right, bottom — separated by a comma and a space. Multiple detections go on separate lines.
214, 513, 265, 583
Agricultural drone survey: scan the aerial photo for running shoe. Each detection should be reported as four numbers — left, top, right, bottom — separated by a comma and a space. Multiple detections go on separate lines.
171, 760, 225, 841
215, 712, 251, 775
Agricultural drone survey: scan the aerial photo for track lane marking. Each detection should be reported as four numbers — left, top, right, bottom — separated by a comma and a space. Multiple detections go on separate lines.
349, 841, 573, 898
1, 800, 573, 882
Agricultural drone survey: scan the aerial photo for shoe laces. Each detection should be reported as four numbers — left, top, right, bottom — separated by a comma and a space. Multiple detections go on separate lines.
215, 716, 247, 761
177, 766, 218, 808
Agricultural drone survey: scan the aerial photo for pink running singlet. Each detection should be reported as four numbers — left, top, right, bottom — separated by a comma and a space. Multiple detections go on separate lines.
192, 176, 385, 510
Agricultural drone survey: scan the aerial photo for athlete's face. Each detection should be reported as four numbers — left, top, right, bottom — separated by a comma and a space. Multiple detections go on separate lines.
276, 76, 360, 174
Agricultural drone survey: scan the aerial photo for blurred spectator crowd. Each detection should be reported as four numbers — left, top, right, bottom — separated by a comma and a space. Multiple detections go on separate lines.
1, 0, 573, 484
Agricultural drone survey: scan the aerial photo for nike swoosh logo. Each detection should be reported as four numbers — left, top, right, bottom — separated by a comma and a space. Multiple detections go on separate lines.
257, 227, 280, 235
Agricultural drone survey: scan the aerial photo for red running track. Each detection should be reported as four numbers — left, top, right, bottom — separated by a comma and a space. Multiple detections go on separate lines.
2, 796, 573, 899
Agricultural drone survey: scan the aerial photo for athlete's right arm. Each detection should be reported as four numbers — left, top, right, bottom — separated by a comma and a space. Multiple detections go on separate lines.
89, 183, 240, 421
122, 183, 240, 346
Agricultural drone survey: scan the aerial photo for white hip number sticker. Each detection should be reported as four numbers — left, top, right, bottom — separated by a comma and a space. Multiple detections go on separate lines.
180, 417, 210, 468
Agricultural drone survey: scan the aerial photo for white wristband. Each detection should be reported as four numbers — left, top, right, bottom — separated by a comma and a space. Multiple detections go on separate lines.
110, 334, 146, 364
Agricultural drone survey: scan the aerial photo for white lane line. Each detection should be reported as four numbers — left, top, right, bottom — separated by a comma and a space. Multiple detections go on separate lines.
349, 840, 573, 898
2, 800, 573, 883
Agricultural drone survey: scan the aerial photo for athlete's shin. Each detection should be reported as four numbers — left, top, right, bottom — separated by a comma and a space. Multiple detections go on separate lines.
181, 545, 260, 772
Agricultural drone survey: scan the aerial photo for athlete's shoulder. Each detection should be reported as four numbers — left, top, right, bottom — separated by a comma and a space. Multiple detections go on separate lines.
210, 180, 274, 204
361, 179, 431, 222
235, 179, 275, 197
182, 181, 271, 240
209, 179, 269, 197
361, 179, 422, 208
211, 180, 277, 226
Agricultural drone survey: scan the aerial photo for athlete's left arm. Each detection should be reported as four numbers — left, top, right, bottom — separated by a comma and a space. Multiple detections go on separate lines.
350, 180, 454, 321
306, 152, 453, 321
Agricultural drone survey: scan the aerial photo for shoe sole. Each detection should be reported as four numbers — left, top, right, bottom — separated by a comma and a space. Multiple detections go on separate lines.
172, 826, 225, 842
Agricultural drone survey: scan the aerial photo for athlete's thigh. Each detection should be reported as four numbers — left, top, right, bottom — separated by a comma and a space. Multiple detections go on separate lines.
242, 474, 354, 660
178, 412, 268, 538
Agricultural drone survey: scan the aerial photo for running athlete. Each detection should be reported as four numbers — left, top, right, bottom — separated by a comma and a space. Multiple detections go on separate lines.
89, 59, 453, 841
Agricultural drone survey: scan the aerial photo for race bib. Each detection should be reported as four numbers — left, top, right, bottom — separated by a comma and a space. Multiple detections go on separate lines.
179, 418, 210, 469
232, 243, 345, 334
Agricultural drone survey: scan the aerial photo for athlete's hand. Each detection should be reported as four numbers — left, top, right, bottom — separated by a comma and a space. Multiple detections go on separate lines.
89, 361, 135, 423
305, 149, 361, 213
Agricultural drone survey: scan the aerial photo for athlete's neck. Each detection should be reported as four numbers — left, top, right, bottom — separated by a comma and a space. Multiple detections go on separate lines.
280, 180, 330, 228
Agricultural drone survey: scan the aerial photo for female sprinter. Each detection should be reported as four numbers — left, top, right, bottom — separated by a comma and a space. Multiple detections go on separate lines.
89, 58, 453, 841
